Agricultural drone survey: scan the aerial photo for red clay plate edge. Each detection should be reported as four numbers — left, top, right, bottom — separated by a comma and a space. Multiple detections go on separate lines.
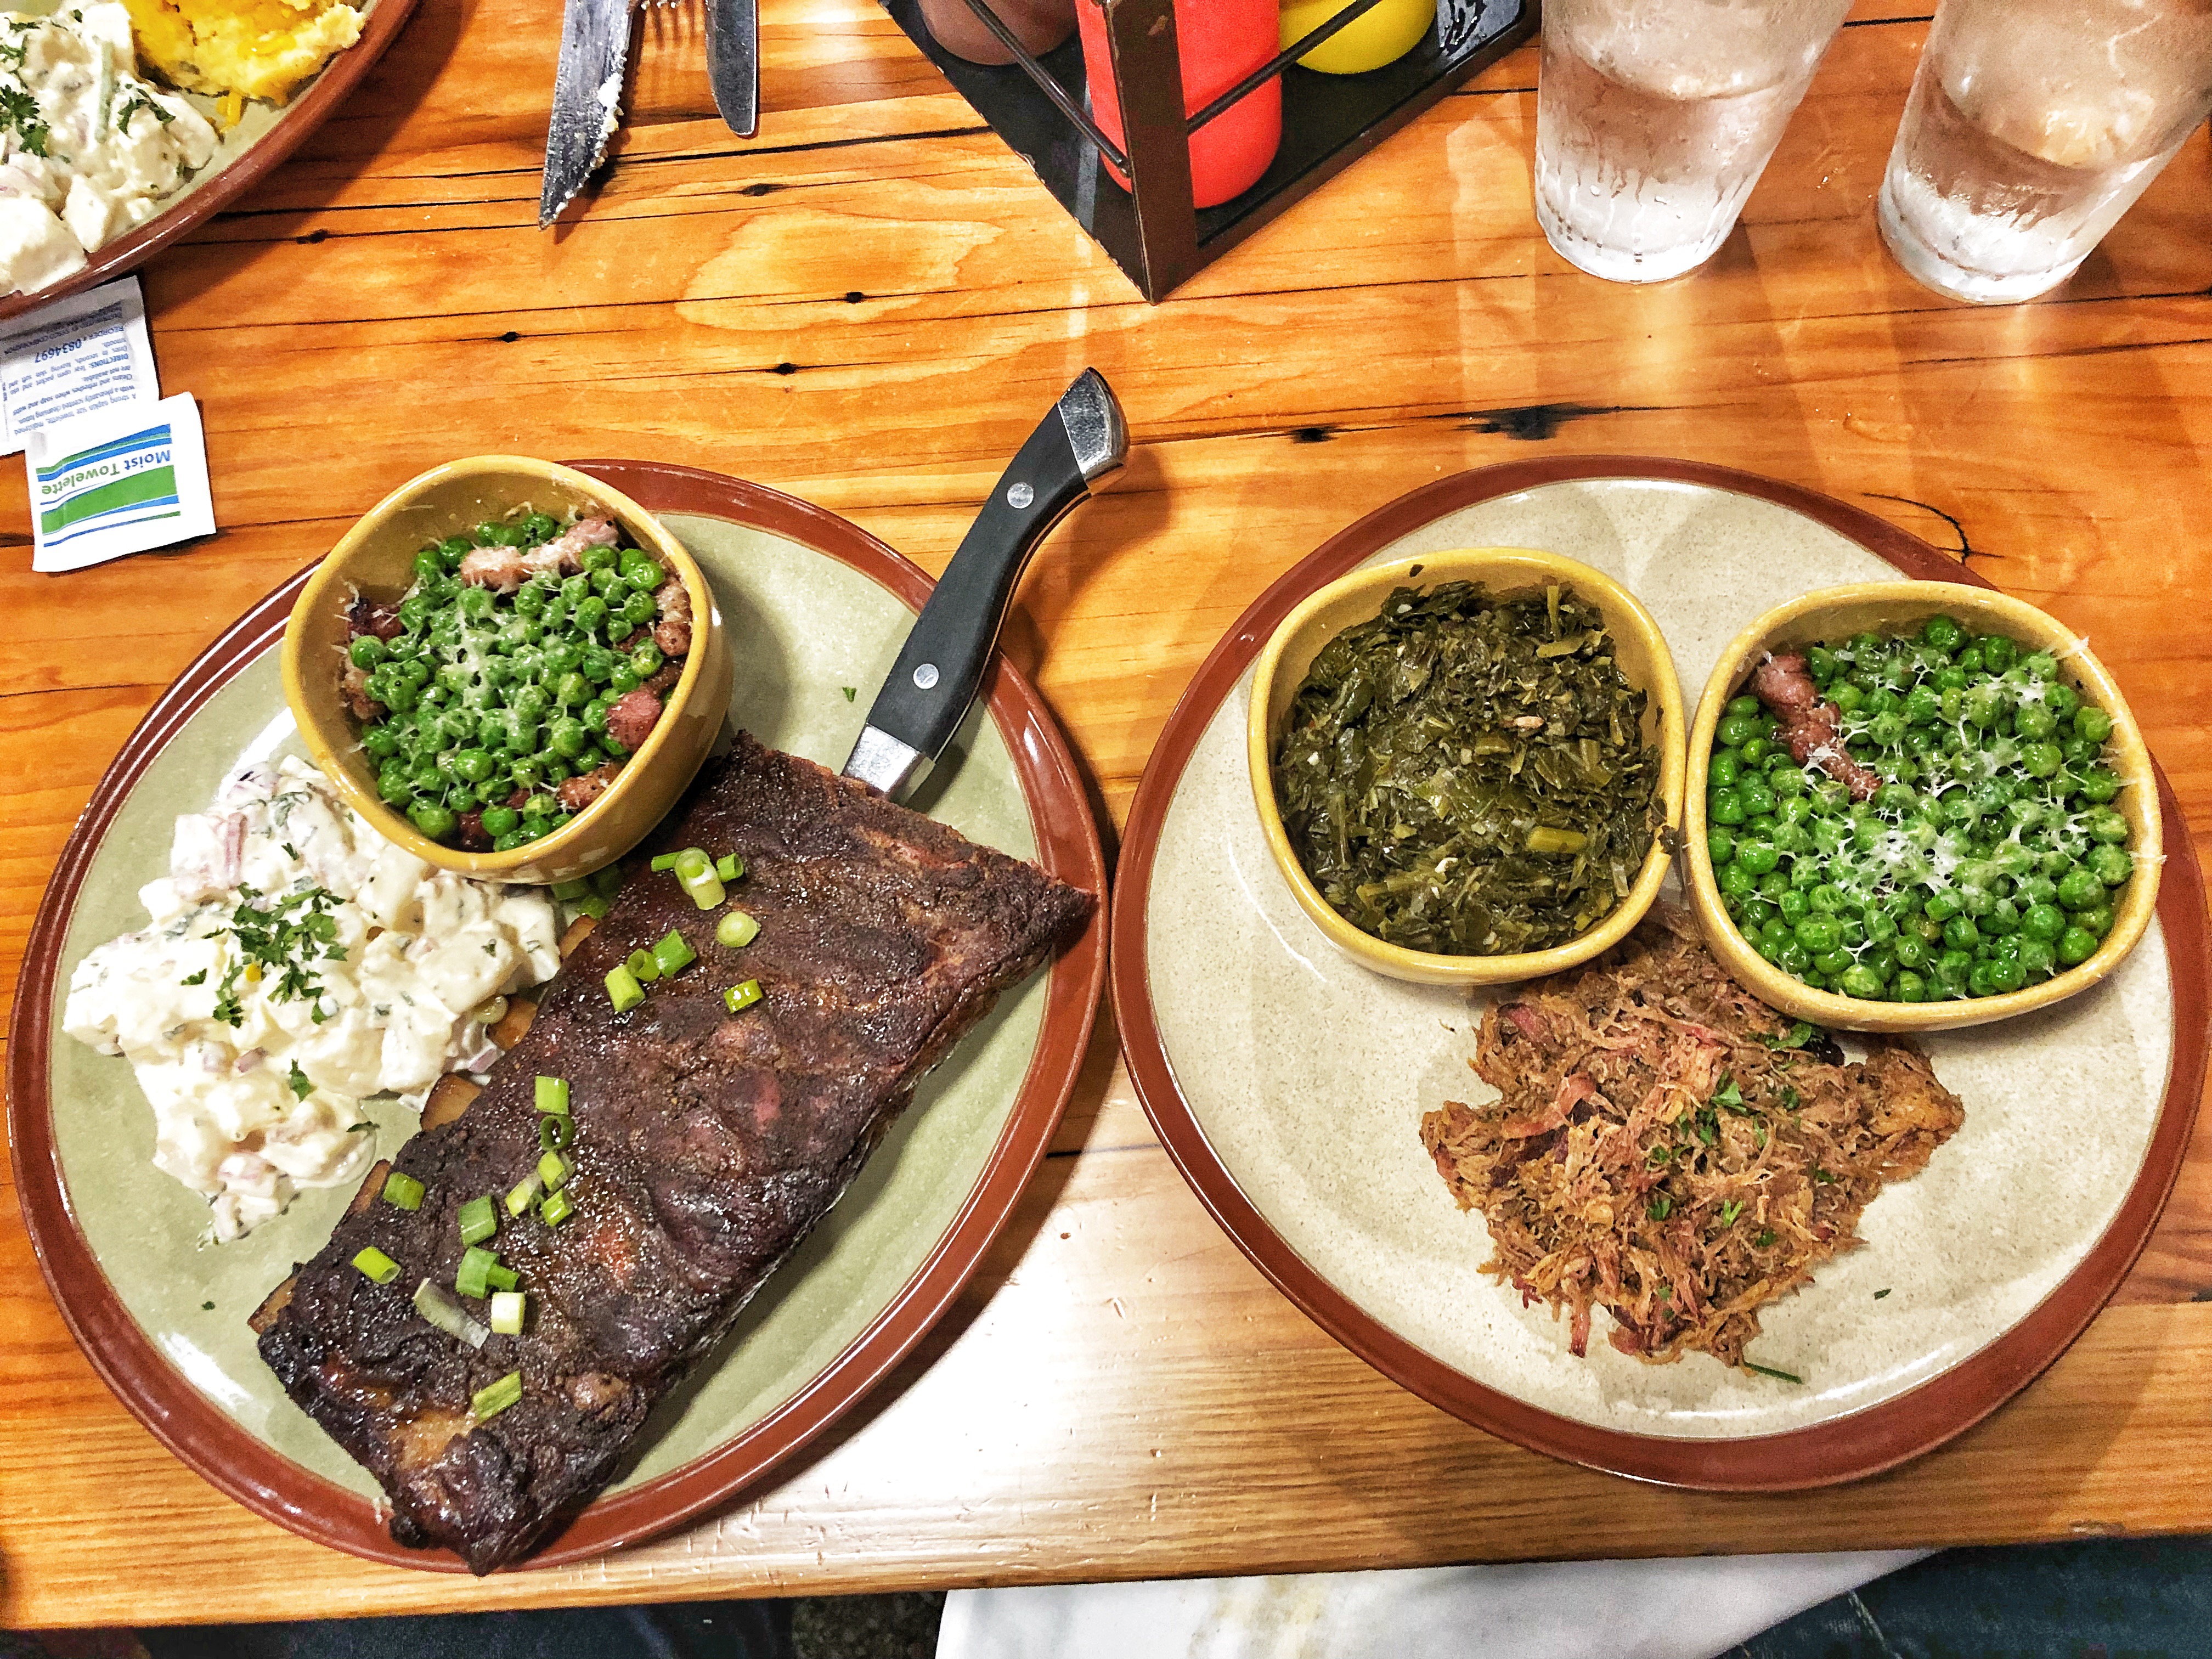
0, 0, 421, 326
1109, 455, 2210, 1492
7, 461, 1108, 1571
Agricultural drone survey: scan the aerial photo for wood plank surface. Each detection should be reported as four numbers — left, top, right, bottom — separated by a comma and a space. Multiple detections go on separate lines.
6, 0, 2212, 1628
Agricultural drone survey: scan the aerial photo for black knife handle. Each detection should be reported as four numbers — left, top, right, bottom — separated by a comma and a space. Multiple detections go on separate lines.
866, 406, 1094, 763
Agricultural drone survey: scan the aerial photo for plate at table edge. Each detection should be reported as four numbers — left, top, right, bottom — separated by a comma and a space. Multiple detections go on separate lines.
7, 459, 1109, 1571
1109, 455, 2208, 1491
0, 0, 419, 326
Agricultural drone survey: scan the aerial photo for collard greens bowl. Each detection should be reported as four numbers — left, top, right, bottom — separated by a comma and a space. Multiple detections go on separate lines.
1246, 547, 1686, 988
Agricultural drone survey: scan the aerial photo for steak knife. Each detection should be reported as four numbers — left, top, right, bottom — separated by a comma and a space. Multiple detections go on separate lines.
706, 0, 758, 138
541, 0, 634, 228
843, 369, 1128, 803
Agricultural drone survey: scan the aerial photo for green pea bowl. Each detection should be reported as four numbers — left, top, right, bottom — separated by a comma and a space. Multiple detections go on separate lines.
1684, 581, 2161, 1034
281, 455, 732, 886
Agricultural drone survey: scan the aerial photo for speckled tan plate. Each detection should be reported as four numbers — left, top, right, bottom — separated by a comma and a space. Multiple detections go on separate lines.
9, 463, 1107, 1569
0, 0, 417, 324
1111, 458, 2207, 1489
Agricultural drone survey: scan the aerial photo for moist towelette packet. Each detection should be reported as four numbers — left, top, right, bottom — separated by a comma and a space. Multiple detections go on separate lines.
27, 391, 216, 572
0, 275, 159, 456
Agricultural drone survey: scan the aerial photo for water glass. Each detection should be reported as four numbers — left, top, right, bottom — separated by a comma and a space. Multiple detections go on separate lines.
1534, 0, 1852, 283
1878, 0, 2212, 304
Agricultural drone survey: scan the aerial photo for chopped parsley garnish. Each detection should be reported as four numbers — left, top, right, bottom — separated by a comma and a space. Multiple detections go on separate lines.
1874, 1288, 1892, 1300
1646, 1193, 1672, 1221
1711, 1074, 1746, 1113
1754, 1229, 1777, 1249
286, 1061, 313, 1101
1812, 1167, 1837, 1185
114, 89, 176, 132
1758, 1020, 1819, 1051
204, 886, 345, 1026
1718, 1199, 1743, 1228
842, 686, 856, 701
180, 968, 207, 986
0, 86, 49, 157
200, 1300, 215, 1311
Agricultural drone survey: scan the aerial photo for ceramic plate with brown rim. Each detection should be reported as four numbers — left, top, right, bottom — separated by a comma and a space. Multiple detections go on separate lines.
0, 0, 417, 326
1111, 458, 2205, 1489
8, 462, 1107, 1569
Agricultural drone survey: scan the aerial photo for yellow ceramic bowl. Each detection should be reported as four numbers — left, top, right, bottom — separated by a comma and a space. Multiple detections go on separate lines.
1247, 548, 1686, 987
281, 455, 732, 886
1685, 582, 2162, 1033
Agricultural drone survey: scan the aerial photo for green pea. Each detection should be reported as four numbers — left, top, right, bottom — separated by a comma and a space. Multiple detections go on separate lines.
575, 596, 610, 636
1708, 751, 1742, 794
2019, 938, 2057, 980
1915, 614, 1960, 653
2075, 903, 2114, 940
2054, 926, 2097, 966
1758, 924, 1791, 962
2074, 767, 2118, 804
1935, 950, 1973, 991
2072, 704, 2113, 744
409, 802, 458, 841
551, 672, 589, 707
520, 512, 561, 545
2021, 741, 2062, 778
560, 574, 590, 605
491, 829, 530, 853
1704, 789, 1742, 826
2019, 650, 2057, 682
549, 718, 590, 759
1925, 890, 1962, 923
1795, 914, 1842, 953
1809, 883, 1852, 917
542, 641, 582, 676
620, 590, 658, 631
609, 664, 642, 696
514, 579, 549, 617
2086, 844, 2132, 888
376, 765, 413, 805
1943, 915, 1981, 952
1737, 778, 1776, 818
2056, 866, 2103, 910
2015, 703, 2057, 742
480, 805, 521, 837
521, 788, 556, 819
1894, 933, 1930, 969
2084, 807, 2128, 846
1839, 964, 1887, 999
1719, 863, 1757, 900
1982, 898, 2021, 936
1813, 947, 1853, 977
1736, 840, 1780, 876
1986, 955, 2027, 993
1977, 635, 2015, 672
2019, 903, 2064, 943
1717, 714, 1758, 748
581, 645, 618, 684
1707, 828, 1736, 865
587, 566, 622, 599
448, 748, 491, 785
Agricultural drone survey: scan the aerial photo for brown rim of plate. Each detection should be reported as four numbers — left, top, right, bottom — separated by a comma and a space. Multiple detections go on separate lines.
7, 460, 1109, 1571
0, 0, 422, 326
1109, 455, 2209, 1492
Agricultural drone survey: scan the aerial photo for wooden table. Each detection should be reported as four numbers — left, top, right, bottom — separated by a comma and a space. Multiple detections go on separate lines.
5, 0, 2211, 1629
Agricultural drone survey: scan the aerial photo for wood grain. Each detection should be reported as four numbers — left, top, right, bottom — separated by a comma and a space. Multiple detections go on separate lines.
5, 0, 2212, 1627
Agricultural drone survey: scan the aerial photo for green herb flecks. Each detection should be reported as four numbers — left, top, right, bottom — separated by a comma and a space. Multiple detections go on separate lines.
1743, 1361, 1803, 1384
0, 86, 49, 156
1272, 581, 1660, 957
112, 89, 176, 133
286, 1061, 313, 1101
205, 885, 345, 1028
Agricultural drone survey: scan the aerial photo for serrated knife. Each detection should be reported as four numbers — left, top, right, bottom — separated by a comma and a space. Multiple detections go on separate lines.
541, 0, 634, 228
843, 369, 1128, 803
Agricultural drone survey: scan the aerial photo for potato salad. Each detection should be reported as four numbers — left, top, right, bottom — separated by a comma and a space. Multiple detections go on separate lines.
63, 757, 561, 1240
0, 3, 218, 296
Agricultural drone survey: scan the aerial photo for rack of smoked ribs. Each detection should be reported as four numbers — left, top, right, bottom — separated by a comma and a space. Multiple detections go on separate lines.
881, 0, 1534, 301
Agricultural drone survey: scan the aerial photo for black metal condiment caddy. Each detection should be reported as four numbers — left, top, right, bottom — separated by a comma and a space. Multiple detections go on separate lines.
881, 0, 1534, 300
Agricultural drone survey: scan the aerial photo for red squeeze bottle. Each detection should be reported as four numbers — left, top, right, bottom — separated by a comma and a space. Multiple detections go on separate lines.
1076, 0, 1282, 209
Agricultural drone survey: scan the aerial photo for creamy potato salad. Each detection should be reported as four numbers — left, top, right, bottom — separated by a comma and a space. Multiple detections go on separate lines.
64, 757, 561, 1240
0, 3, 218, 296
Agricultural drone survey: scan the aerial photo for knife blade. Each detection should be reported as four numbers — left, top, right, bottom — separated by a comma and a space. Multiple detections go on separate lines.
540, 0, 634, 228
706, 0, 758, 139
843, 369, 1128, 803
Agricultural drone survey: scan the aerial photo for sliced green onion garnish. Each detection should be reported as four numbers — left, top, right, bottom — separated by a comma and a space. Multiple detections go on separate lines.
352, 1246, 400, 1285
650, 851, 681, 872
413, 1279, 488, 1348
539, 1113, 574, 1153
573, 893, 611, 920
534, 1075, 570, 1115
715, 910, 759, 949
672, 848, 711, 882
714, 853, 741, 883
486, 1262, 519, 1293
550, 878, 592, 901
488, 1291, 526, 1335
680, 872, 726, 911
625, 946, 662, 984
724, 978, 763, 1013
470, 1370, 522, 1423
505, 1172, 542, 1218
591, 864, 624, 898
382, 1171, 425, 1211
1742, 1361, 1804, 1385
540, 1188, 575, 1228
457, 1195, 496, 1246
538, 1149, 571, 1193
605, 964, 644, 1013
455, 1245, 498, 1300
653, 929, 696, 975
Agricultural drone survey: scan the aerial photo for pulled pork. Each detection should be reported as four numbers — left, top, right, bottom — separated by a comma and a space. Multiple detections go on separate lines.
1420, 907, 1962, 1372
